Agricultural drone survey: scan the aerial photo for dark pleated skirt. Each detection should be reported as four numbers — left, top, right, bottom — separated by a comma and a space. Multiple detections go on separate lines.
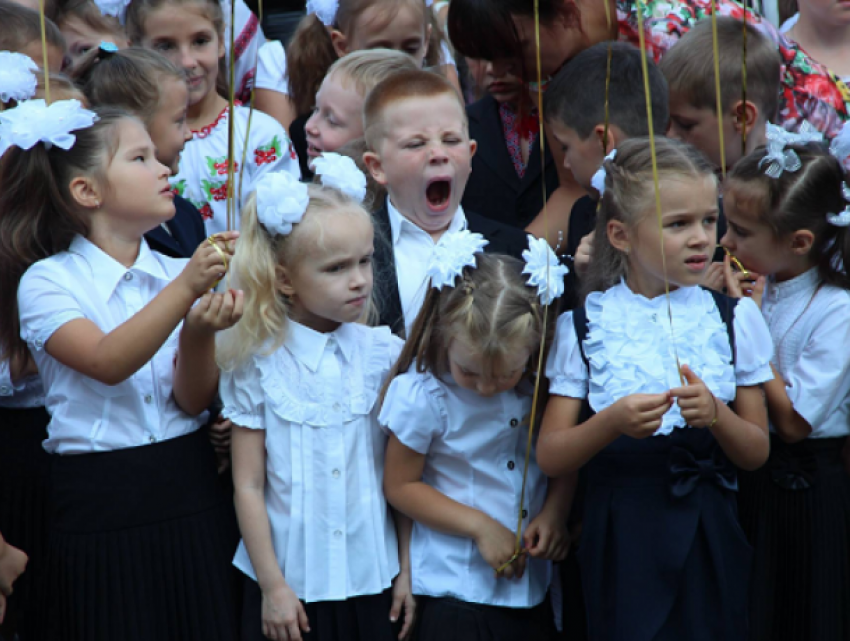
38, 428, 240, 641
416, 596, 557, 641
0, 406, 51, 641
738, 434, 850, 641
242, 577, 402, 641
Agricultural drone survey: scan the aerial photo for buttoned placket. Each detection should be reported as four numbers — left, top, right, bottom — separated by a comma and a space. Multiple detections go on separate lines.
322, 337, 347, 593
501, 392, 530, 522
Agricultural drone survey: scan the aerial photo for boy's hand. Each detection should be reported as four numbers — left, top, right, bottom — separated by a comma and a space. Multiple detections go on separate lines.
185, 289, 244, 333
670, 365, 718, 428
523, 511, 571, 562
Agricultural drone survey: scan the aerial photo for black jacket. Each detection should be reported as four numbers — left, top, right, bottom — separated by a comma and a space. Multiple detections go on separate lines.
144, 195, 208, 259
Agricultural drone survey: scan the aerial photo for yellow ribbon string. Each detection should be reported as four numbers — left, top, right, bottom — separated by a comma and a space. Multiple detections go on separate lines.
226, 0, 238, 234
238, 0, 262, 202
636, 0, 684, 386
497, 0, 551, 576
710, 2, 727, 181
38, 0, 50, 102
740, 9, 748, 158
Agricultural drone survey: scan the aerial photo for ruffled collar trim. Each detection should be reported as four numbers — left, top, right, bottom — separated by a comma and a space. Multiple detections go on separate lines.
583, 281, 736, 435
765, 267, 820, 302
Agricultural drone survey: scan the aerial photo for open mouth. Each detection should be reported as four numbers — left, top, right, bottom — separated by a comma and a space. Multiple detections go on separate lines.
685, 255, 708, 270
426, 178, 452, 212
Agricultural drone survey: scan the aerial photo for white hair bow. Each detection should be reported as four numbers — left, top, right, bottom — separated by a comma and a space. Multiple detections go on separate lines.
93, 0, 130, 19
306, 0, 338, 25
759, 121, 824, 178
312, 152, 367, 202
0, 99, 98, 157
522, 235, 569, 305
256, 171, 310, 237
427, 230, 488, 290
826, 183, 850, 228
590, 149, 617, 196
0, 52, 38, 104
829, 121, 850, 167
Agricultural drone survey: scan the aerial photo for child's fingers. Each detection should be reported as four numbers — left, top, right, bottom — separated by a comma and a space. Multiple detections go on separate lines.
398, 595, 415, 640
298, 602, 311, 633
389, 590, 403, 623
231, 290, 245, 321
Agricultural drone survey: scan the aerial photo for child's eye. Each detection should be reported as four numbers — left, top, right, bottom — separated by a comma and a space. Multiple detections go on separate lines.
154, 42, 174, 52
194, 37, 210, 46
405, 141, 424, 149
444, 137, 461, 145
703, 215, 718, 225
359, 256, 372, 265
326, 263, 346, 273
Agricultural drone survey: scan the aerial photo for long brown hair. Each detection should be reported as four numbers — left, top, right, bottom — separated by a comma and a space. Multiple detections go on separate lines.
380, 253, 558, 405
0, 107, 130, 372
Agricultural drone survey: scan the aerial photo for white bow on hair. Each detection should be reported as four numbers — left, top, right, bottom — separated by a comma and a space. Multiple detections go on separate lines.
759, 121, 824, 178
590, 149, 617, 196
522, 235, 569, 305
255, 171, 310, 237
0, 99, 98, 157
427, 230, 488, 290
0, 52, 38, 104
311, 152, 367, 203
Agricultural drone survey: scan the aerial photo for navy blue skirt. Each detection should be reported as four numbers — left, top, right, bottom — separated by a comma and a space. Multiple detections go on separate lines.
416, 596, 556, 641
38, 428, 240, 641
0, 406, 51, 641
578, 428, 751, 641
738, 434, 850, 641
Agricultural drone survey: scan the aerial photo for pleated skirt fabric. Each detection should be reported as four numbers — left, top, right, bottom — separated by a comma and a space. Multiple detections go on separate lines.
0, 406, 51, 641
738, 434, 850, 641
38, 428, 240, 641
416, 596, 557, 641
241, 577, 402, 641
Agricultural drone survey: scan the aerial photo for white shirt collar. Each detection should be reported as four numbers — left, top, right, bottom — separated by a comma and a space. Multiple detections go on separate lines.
68, 235, 171, 302
285, 320, 357, 372
385, 197, 467, 246
766, 267, 820, 302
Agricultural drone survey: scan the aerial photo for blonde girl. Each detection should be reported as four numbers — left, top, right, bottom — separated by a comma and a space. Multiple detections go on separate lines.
221, 156, 414, 641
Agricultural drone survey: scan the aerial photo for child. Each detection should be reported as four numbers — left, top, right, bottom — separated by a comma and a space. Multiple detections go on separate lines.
463, 57, 560, 230
126, 0, 299, 236
362, 69, 527, 336
78, 45, 207, 259
542, 42, 669, 281
538, 137, 773, 641
660, 16, 781, 175
720, 137, 850, 641
380, 235, 572, 640
0, 101, 244, 641
283, 0, 458, 172
304, 49, 417, 171
220, 163, 414, 641
54, 0, 128, 68
0, 0, 66, 71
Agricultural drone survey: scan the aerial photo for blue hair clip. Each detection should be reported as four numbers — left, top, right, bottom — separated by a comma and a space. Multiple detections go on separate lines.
99, 41, 119, 53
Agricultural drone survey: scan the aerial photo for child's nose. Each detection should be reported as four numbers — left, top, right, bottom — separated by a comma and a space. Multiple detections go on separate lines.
477, 380, 497, 397
179, 47, 198, 70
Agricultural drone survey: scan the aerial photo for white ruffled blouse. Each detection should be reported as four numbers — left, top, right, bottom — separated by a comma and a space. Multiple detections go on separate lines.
221, 321, 403, 602
547, 282, 774, 435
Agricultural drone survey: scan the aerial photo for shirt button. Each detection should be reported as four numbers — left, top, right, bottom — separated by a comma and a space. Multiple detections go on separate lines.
124, 272, 133, 281
144, 394, 153, 404
334, 529, 343, 538
510, 418, 519, 427
522, 509, 528, 519
507, 461, 515, 471
149, 435, 157, 443
0, 385, 11, 395
332, 469, 341, 479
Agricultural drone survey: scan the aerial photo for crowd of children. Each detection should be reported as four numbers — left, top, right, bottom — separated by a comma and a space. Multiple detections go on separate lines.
0, 0, 849, 640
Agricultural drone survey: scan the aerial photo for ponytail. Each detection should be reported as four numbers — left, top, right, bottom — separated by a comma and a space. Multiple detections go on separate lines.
286, 14, 338, 116
0, 107, 130, 370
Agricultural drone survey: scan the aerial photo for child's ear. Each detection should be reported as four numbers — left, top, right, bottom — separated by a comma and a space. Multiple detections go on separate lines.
789, 229, 815, 256
593, 124, 621, 155
275, 264, 296, 298
363, 151, 388, 186
731, 100, 759, 136
68, 175, 102, 210
469, 139, 478, 158
607, 220, 631, 254
330, 29, 349, 58
423, 22, 432, 58
217, 33, 226, 59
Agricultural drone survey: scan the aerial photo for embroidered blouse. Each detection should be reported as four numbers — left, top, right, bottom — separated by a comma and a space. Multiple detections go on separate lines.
547, 282, 773, 435
221, 321, 403, 602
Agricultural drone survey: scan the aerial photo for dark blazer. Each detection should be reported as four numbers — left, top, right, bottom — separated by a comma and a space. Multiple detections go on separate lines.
373, 198, 529, 335
463, 95, 560, 229
144, 195, 208, 259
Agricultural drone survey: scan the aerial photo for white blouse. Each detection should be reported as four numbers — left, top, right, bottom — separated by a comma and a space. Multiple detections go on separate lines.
547, 282, 774, 435
222, 0, 266, 101
0, 361, 44, 409
17, 236, 204, 454
171, 104, 300, 237
221, 321, 403, 602
762, 268, 850, 438
256, 40, 288, 94
379, 369, 551, 609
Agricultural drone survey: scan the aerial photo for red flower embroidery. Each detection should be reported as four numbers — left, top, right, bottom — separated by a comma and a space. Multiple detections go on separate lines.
199, 203, 214, 220
210, 184, 228, 202
255, 148, 278, 165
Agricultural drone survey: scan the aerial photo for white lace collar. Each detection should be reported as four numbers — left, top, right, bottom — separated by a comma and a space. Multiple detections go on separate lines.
583, 281, 736, 435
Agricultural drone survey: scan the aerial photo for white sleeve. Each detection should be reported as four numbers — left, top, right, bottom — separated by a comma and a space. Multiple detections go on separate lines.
546, 311, 589, 399
782, 297, 850, 432
732, 297, 774, 387
439, 41, 457, 69
378, 373, 444, 454
255, 40, 289, 94
220, 357, 266, 429
18, 262, 86, 352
